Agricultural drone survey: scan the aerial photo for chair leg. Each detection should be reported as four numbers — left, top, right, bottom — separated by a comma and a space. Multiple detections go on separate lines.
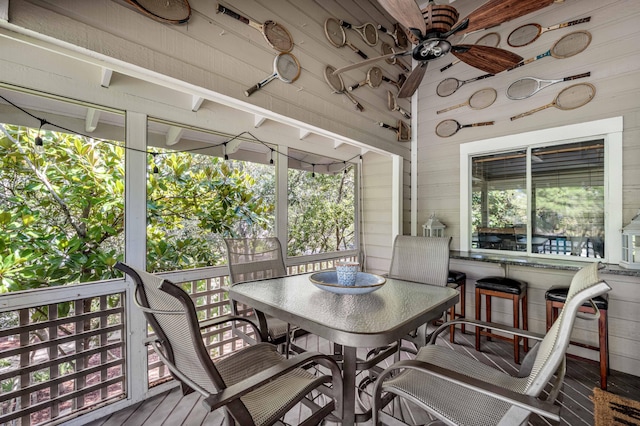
485, 294, 492, 342
513, 295, 520, 364
475, 287, 482, 351
599, 309, 608, 390
522, 293, 528, 352
460, 282, 466, 334
449, 305, 456, 343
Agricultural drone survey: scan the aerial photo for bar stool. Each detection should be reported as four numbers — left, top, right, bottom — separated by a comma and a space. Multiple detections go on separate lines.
447, 271, 466, 343
475, 276, 528, 364
545, 287, 609, 390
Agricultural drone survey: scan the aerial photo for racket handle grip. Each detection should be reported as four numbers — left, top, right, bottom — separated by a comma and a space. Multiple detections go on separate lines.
340, 20, 352, 29
355, 102, 364, 112
356, 49, 368, 59
244, 84, 260, 97
377, 24, 389, 33
398, 108, 411, 119
566, 71, 591, 81
440, 62, 454, 72
348, 82, 361, 91
378, 122, 397, 131
216, 4, 249, 25
472, 121, 494, 127
510, 105, 549, 120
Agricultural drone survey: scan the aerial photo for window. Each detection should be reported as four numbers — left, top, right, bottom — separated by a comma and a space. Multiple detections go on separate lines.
0, 87, 125, 290
461, 118, 623, 262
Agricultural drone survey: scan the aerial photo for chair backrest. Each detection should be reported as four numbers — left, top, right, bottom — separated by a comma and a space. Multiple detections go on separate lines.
115, 262, 225, 396
225, 237, 287, 284
388, 235, 451, 286
524, 262, 611, 397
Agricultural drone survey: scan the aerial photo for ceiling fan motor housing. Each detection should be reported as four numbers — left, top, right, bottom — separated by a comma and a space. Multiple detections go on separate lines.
422, 4, 459, 34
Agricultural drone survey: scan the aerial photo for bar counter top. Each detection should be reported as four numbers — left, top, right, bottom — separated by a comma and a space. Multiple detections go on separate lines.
450, 250, 640, 277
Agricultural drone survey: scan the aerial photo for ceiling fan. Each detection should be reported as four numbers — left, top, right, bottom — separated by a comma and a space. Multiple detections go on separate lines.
333, 0, 556, 98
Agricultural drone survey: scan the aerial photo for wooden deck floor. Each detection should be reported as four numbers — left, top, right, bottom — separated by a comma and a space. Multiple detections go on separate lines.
88, 329, 640, 425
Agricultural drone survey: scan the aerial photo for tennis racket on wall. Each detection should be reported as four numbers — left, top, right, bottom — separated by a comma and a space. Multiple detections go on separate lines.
340, 20, 378, 46
507, 16, 591, 47
324, 65, 364, 111
245, 53, 300, 96
325, 18, 368, 59
506, 72, 591, 100
382, 42, 410, 72
382, 73, 407, 92
217, 4, 294, 53
387, 91, 411, 119
348, 67, 383, 91
436, 73, 495, 97
440, 32, 501, 72
508, 30, 592, 70
379, 120, 411, 141
436, 88, 497, 114
510, 83, 595, 120
435, 119, 494, 138
377, 23, 409, 49
125, 0, 191, 24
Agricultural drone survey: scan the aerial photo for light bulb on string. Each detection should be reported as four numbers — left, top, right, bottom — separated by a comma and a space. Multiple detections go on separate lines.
34, 119, 47, 155
151, 153, 159, 174
343, 161, 348, 174
311, 164, 315, 178
269, 149, 274, 165
223, 143, 229, 160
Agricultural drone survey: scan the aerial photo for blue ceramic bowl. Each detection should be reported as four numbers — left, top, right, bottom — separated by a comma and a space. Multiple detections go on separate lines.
309, 271, 386, 295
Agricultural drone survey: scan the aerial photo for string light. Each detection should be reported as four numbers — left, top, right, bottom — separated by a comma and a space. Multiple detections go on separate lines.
311, 164, 315, 178
343, 161, 347, 174
151, 153, 159, 174
34, 118, 47, 154
0, 93, 361, 173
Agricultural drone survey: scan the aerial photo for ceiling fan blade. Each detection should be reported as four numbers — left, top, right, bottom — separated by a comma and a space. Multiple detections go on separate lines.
377, 0, 426, 35
397, 63, 428, 98
451, 45, 522, 74
332, 51, 410, 74
460, 0, 555, 34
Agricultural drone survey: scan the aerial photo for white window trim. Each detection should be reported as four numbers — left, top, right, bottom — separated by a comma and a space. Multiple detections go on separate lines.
460, 117, 623, 263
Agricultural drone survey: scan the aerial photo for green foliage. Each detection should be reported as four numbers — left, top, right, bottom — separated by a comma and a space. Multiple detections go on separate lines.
287, 167, 355, 256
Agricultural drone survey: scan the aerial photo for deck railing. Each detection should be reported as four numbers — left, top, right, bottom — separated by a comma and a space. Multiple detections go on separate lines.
0, 251, 357, 425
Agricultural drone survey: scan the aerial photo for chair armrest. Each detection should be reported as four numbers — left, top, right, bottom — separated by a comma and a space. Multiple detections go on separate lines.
377, 360, 560, 422
198, 314, 260, 337
429, 318, 546, 344
203, 351, 343, 413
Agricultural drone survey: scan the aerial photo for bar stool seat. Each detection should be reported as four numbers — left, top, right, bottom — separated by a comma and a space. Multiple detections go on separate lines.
446, 271, 466, 343
475, 276, 528, 364
545, 287, 609, 389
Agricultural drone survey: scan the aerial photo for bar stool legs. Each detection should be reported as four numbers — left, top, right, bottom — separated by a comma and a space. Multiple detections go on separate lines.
475, 277, 528, 364
447, 271, 466, 343
546, 287, 609, 390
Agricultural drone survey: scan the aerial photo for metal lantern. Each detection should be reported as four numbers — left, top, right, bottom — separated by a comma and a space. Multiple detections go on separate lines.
423, 213, 446, 237
621, 209, 640, 269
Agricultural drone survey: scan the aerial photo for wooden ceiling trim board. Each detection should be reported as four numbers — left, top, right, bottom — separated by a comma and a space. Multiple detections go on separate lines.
254, 114, 267, 127
299, 129, 312, 140
100, 67, 113, 88
85, 107, 100, 132
191, 95, 204, 112
165, 125, 184, 146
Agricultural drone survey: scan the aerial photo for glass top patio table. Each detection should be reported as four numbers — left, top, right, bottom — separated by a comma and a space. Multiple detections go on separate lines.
229, 272, 459, 425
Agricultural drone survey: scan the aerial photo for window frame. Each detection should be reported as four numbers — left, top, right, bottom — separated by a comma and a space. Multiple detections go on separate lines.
460, 117, 623, 262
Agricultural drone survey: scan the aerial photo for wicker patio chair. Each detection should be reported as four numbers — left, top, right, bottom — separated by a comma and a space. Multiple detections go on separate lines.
116, 262, 343, 426
224, 237, 307, 354
388, 235, 453, 348
372, 262, 610, 426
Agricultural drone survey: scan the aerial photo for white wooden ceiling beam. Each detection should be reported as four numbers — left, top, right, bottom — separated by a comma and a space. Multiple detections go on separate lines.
334, 139, 344, 149
226, 138, 241, 154
191, 95, 204, 112
165, 126, 184, 146
85, 107, 100, 132
254, 114, 267, 128
100, 67, 113, 88
299, 129, 311, 140
0, 0, 8, 21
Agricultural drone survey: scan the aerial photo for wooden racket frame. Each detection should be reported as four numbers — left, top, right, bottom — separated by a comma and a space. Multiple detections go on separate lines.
325, 18, 368, 59
340, 20, 378, 46
510, 82, 596, 120
508, 30, 592, 70
348, 67, 383, 91
435, 120, 494, 138
377, 23, 409, 49
125, 0, 191, 24
379, 120, 411, 141
382, 42, 410, 72
436, 88, 497, 114
216, 3, 294, 53
436, 73, 495, 97
387, 91, 411, 119
507, 16, 591, 47
324, 65, 364, 111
